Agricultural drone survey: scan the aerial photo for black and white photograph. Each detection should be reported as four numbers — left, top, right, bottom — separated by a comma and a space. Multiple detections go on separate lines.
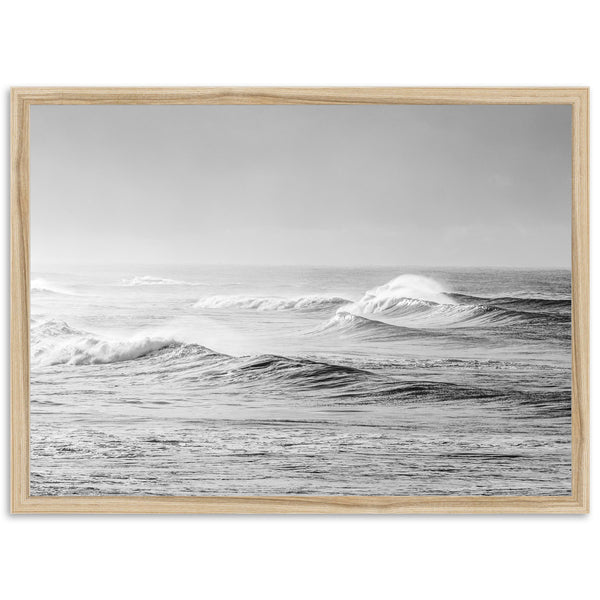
30, 103, 572, 497
5, 0, 599, 597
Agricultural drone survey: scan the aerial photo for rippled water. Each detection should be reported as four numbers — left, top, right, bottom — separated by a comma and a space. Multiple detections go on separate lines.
30, 266, 571, 496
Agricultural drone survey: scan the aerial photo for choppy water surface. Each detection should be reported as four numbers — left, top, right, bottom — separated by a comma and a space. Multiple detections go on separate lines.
30, 266, 571, 495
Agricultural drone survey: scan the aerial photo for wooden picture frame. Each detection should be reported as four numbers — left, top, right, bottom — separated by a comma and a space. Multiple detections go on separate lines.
11, 87, 589, 514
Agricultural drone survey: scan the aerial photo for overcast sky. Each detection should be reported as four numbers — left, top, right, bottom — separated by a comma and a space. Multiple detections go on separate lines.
31, 104, 571, 268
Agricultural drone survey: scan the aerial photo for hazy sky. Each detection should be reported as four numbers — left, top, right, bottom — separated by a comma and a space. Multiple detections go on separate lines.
31, 104, 571, 267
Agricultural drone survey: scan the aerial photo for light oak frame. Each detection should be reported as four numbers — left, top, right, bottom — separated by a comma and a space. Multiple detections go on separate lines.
10, 87, 589, 514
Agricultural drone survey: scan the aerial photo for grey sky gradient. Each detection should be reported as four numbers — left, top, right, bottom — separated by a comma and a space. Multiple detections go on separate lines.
31, 104, 571, 267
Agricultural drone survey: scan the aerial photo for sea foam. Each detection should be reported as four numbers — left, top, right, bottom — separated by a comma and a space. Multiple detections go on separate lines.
30, 319, 206, 366
349, 274, 455, 312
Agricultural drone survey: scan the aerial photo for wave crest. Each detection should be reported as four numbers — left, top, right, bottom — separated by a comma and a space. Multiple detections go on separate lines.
356, 274, 456, 309
334, 274, 552, 329
194, 294, 350, 311
31, 319, 212, 366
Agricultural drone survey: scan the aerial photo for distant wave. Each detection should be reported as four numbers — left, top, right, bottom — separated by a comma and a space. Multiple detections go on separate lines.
194, 294, 350, 311
191, 273, 568, 330
31, 319, 213, 367
31, 278, 78, 296
121, 276, 207, 287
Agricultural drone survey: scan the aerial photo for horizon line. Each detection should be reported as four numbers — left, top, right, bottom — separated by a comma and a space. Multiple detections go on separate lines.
31, 262, 572, 271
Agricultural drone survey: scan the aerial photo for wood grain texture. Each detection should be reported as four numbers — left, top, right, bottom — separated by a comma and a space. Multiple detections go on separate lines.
11, 88, 30, 513
10, 87, 590, 514
570, 90, 590, 513
11, 495, 589, 514
10, 86, 589, 105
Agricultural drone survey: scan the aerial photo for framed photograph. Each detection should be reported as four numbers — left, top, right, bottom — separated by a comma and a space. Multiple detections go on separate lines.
11, 87, 589, 514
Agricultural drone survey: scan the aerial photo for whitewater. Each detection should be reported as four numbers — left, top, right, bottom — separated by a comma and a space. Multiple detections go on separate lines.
30, 265, 572, 496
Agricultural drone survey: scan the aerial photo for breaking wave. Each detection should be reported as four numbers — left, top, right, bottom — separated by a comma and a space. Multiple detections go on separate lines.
31, 319, 213, 367
355, 274, 456, 308
194, 294, 350, 311
29, 318, 392, 393
347, 298, 528, 328
335, 274, 567, 329
189, 274, 568, 331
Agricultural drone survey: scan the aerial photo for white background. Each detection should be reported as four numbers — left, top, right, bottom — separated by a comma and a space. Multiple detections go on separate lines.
1, 1, 596, 598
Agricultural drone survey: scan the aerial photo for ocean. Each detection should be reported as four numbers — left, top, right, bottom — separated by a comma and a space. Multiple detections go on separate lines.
30, 265, 572, 496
